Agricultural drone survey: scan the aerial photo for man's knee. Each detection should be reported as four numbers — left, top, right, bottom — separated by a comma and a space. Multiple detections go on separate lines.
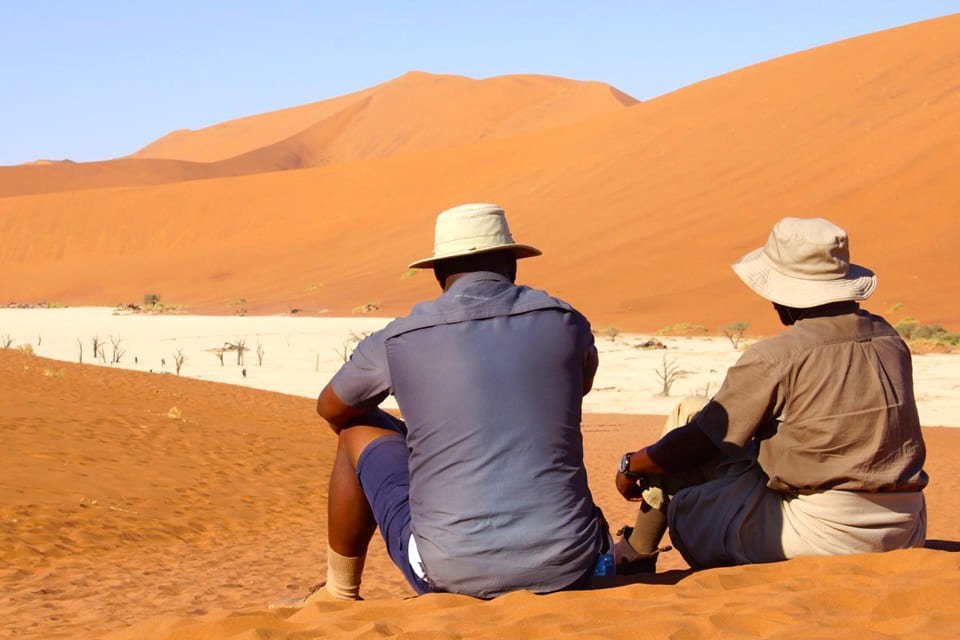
661, 396, 709, 435
339, 426, 403, 468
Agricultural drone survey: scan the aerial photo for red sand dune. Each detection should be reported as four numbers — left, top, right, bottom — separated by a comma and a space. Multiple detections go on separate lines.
0, 72, 634, 198
2, 351, 958, 640
2, 16, 960, 334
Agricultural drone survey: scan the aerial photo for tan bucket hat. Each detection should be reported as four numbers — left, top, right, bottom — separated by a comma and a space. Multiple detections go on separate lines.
408, 203, 542, 269
731, 217, 877, 308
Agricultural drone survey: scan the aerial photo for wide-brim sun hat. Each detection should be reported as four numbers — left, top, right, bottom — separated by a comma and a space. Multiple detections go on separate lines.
408, 203, 542, 269
731, 217, 877, 309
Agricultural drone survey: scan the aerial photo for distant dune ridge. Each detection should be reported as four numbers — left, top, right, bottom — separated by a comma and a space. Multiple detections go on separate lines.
0, 72, 635, 198
2, 15, 959, 333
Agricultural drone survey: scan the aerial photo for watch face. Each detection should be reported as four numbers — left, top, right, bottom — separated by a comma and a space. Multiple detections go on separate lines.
619, 453, 631, 474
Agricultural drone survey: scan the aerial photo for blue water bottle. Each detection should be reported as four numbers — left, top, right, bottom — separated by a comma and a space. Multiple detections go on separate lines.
592, 533, 615, 577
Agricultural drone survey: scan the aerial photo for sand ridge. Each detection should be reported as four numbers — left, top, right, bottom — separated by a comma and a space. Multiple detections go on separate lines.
1, 16, 959, 333
1, 350, 958, 639
0, 72, 634, 198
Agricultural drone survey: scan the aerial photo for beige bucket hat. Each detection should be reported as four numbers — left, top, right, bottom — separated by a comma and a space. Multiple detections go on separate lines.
731, 217, 877, 308
408, 203, 542, 269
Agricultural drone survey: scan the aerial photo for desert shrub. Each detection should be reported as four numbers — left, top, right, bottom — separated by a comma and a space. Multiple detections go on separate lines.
15, 343, 34, 355
895, 318, 960, 346
143, 293, 161, 308
656, 322, 709, 336
352, 302, 381, 314
603, 327, 620, 342
722, 322, 750, 349
229, 298, 248, 316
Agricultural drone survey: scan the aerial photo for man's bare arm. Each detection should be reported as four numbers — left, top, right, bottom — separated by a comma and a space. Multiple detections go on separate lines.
615, 423, 719, 500
316, 384, 366, 434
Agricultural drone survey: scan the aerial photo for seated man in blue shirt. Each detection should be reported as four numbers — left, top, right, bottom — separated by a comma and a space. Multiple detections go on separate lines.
315, 203, 604, 600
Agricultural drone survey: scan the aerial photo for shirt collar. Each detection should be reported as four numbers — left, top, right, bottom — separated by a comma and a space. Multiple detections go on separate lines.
445, 271, 512, 294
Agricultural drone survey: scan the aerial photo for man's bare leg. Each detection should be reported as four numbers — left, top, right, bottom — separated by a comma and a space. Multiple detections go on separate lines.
323, 425, 398, 600
617, 397, 710, 570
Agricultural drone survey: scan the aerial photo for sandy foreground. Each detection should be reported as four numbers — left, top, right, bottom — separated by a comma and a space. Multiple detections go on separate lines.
1, 317, 959, 639
1, 307, 958, 427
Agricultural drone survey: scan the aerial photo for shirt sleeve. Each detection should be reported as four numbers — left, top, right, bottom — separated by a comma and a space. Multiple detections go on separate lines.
329, 329, 392, 410
693, 346, 786, 453
576, 311, 599, 378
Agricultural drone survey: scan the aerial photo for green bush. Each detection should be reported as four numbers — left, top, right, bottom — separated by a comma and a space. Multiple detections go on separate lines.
895, 319, 960, 346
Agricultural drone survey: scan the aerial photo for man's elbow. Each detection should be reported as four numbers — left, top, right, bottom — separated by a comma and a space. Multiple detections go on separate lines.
316, 386, 344, 434
582, 375, 595, 396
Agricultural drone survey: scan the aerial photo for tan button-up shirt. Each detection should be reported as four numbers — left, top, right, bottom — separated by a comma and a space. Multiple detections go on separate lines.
694, 305, 928, 494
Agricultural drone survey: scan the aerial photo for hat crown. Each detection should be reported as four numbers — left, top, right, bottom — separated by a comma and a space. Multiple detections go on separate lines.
763, 217, 850, 281
407, 202, 542, 269
433, 203, 514, 254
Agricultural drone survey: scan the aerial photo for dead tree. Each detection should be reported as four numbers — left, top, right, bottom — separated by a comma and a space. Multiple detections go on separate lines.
256, 339, 264, 367
232, 338, 248, 366
109, 335, 126, 364
1, 334, 12, 349
655, 355, 682, 397
91, 335, 103, 360
173, 349, 186, 376
208, 346, 227, 366
76, 338, 83, 363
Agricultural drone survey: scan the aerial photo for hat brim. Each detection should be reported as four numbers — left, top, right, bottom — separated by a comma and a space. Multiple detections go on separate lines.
731, 247, 877, 308
408, 243, 542, 269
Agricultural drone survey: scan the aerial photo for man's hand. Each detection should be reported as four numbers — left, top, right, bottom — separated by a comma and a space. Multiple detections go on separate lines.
615, 446, 666, 501
616, 470, 645, 501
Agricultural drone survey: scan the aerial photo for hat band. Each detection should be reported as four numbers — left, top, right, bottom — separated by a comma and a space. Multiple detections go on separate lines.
434, 232, 514, 253
760, 251, 850, 282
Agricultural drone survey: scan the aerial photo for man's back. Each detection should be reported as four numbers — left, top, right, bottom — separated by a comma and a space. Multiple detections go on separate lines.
701, 306, 927, 494
344, 272, 599, 597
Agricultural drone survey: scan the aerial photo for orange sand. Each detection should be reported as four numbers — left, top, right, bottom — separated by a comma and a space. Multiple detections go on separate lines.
2, 17, 960, 334
2, 350, 958, 639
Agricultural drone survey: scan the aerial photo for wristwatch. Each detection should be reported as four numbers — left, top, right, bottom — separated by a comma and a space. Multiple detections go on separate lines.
619, 452, 642, 481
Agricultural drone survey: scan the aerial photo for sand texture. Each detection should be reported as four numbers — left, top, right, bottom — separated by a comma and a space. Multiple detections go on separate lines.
2, 350, 958, 639
2, 16, 960, 333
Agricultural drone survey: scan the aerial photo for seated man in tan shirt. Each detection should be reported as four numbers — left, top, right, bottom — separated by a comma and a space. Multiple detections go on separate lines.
614, 217, 928, 572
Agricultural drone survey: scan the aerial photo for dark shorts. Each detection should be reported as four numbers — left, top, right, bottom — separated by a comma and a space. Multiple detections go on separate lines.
355, 414, 431, 595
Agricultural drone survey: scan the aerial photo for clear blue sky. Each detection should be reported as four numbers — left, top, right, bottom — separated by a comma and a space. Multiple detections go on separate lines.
2, 1, 958, 165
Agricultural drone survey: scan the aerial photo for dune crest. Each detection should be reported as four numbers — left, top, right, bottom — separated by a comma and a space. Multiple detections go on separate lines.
0, 72, 634, 198
131, 71, 638, 164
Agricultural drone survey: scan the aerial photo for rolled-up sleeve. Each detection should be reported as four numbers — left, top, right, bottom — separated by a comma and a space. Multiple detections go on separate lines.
329, 330, 392, 410
694, 348, 785, 453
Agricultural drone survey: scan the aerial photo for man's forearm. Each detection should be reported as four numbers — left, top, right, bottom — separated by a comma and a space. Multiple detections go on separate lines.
316, 384, 366, 434
645, 423, 718, 472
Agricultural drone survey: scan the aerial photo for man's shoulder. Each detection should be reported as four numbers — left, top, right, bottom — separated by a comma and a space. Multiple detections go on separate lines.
749, 310, 901, 365
515, 284, 579, 313
385, 282, 589, 339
